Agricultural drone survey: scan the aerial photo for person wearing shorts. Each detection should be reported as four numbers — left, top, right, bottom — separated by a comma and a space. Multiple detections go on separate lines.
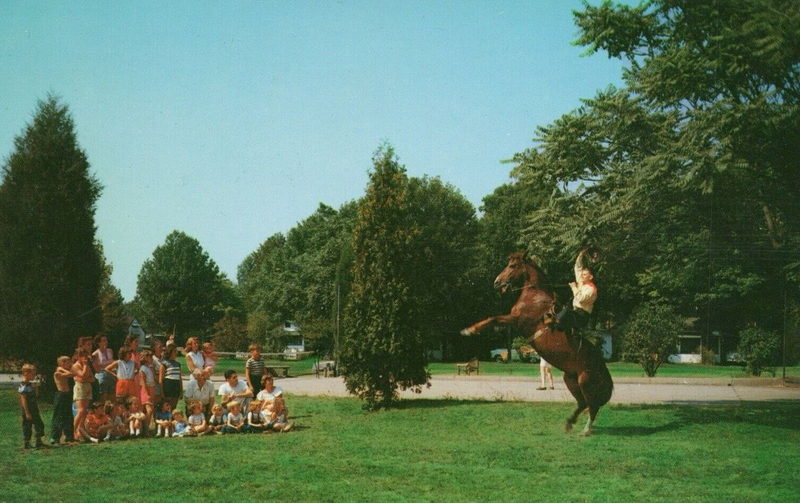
536, 357, 554, 390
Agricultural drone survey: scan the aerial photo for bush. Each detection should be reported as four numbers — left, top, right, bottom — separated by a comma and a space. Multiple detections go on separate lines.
737, 327, 780, 377
621, 302, 683, 377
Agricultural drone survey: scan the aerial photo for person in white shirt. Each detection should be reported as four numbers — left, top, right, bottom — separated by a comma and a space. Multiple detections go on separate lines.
554, 248, 598, 336
218, 370, 253, 414
183, 369, 215, 416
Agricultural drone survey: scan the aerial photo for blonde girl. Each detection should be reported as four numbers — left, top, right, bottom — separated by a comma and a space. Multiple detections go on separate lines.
127, 396, 146, 437
186, 400, 208, 436
172, 410, 189, 437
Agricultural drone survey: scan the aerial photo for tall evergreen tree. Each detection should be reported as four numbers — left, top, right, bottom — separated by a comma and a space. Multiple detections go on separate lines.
340, 146, 429, 409
0, 95, 103, 369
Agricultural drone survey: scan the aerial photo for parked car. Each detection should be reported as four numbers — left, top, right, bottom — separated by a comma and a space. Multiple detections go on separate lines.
489, 346, 539, 363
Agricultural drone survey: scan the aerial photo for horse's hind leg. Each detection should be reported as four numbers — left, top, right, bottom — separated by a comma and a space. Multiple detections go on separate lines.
580, 405, 599, 437
562, 372, 587, 433
578, 372, 602, 436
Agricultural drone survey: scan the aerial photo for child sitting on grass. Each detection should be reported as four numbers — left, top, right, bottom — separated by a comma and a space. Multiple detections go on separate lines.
172, 410, 189, 437
222, 401, 244, 434
186, 400, 209, 436
245, 401, 266, 433
19, 363, 45, 449
154, 401, 173, 438
208, 403, 226, 435
108, 402, 128, 440
127, 397, 146, 437
263, 389, 293, 433
80, 402, 113, 443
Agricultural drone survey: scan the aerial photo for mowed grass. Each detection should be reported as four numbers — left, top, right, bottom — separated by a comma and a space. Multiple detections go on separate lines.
1, 390, 798, 502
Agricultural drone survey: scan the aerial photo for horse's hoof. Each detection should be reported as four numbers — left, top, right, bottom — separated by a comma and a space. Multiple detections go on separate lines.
579, 430, 593, 437
460, 328, 473, 336
565, 421, 573, 433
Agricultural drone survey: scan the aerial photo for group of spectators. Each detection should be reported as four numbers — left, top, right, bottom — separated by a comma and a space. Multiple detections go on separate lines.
18, 334, 292, 449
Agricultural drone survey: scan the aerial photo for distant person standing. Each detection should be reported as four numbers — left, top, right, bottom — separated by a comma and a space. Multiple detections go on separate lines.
536, 356, 554, 391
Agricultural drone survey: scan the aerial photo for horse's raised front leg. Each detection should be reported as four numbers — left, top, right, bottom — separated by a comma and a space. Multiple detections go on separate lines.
460, 314, 519, 336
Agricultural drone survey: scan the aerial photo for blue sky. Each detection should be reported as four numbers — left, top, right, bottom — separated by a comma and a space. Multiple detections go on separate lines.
0, 1, 624, 300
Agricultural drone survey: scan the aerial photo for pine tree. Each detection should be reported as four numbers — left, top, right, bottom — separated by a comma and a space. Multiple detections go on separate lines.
0, 95, 103, 369
340, 145, 429, 409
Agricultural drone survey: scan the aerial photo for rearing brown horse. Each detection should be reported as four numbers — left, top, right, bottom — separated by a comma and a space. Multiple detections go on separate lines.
461, 252, 613, 435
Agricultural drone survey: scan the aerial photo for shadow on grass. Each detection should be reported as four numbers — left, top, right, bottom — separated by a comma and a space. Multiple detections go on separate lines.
604, 401, 800, 435
392, 398, 509, 410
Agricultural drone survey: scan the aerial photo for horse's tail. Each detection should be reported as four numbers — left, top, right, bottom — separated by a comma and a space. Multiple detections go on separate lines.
586, 343, 614, 407
596, 362, 614, 407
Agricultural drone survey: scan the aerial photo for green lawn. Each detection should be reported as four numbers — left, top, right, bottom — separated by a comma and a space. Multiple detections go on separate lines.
1, 390, 798, 501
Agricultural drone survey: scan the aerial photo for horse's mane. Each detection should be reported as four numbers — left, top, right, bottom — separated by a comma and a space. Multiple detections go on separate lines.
512, 252, 555, 296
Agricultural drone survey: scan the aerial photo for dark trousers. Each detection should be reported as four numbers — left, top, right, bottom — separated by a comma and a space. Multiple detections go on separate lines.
51, 390, 75, 442
250, 375, 263, 398
556, 306, 590, 333
22, 406, 45, 443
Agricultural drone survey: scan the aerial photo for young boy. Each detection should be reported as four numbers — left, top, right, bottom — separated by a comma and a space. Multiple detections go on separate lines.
244, 343, 266, 398
50, 356, 75, 444
19, 363, 45, 449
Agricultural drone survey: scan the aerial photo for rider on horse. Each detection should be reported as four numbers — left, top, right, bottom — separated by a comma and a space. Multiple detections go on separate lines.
552, 248, 597, 337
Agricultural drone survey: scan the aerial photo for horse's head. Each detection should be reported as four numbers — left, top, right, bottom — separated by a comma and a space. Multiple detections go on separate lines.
494, 252, 531, 294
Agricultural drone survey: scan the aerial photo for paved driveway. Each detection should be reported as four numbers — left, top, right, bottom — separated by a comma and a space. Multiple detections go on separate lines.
277, 374, 800, 405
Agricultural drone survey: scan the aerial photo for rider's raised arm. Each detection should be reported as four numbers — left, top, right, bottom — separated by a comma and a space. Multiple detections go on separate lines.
574, 249, 587, 286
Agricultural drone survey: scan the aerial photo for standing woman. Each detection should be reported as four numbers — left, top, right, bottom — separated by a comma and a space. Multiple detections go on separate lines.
184, 336, 205, 381
91, 334, 115, 403
160, 344, 183, 410
71, 348, 93, 441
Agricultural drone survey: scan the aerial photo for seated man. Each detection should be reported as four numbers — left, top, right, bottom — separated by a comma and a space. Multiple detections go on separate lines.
554, 248, 598, 336
218, 370, 253, 415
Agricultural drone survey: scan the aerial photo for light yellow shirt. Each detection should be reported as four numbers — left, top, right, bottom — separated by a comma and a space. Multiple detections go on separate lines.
570, 255, 597, 313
